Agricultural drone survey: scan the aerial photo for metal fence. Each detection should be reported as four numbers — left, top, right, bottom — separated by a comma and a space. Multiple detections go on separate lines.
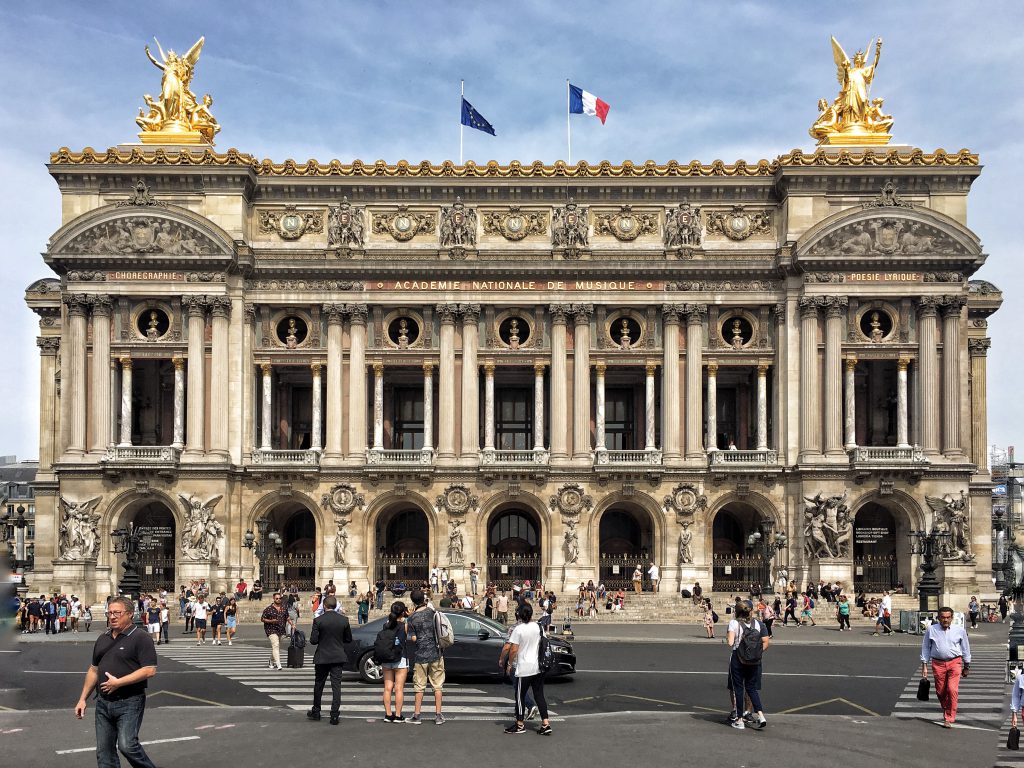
712, 555, 771, 592
137, 555, 175, 593
486, 554, 540, 590
853, 557, 898, 593
598, 553, 650, 590
261, 553, 316, 591
376, 554, 429, 588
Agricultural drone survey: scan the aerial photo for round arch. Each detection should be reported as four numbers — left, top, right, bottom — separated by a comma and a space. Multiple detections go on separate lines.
478, 490, 551, 564
247, 493, 322, 591
704, 491, 782, 559
101, 488, 185, 598
706, 492, 781, 592
849, 489, 925, 594
481, 497, 546, 590
363, 491, 438, 589
590, 492, 664, 590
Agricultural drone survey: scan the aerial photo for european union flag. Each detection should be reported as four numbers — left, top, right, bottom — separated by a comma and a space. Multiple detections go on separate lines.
461, 97, 496, 136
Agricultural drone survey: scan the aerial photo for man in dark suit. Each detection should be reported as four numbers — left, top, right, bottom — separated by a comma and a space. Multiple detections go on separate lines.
307, 595, 353, 725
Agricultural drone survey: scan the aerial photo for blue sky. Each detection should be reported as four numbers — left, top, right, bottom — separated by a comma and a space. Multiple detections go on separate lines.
1, 0, 1022, 460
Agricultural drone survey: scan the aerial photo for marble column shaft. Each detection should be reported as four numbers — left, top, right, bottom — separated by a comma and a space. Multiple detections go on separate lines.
460, 308, 480, 457
311, 363, 322, 451
109, 360, 119, 453
594, 362, 606, 451
209, 299, 230, 455
684, 306, 705, 458
897, 357, 910, 448
483, 362, 495, 451
917, 301, 939, 453
941, 300, 964, 455
823, 300, 846, 455
423, 362, 434, 450
347, 308, 368, 458
756, 363, 769, 451
534, 363, 546, 451
798, 300, 821, 457
844, 357, 857, 450
66, 297, 88, 455
572, 307, 593, 457
661, 308, 681, 459
705, 362, 718, 451
89, 299, 112, 452
645, 363, 657, 451
437, 308, 456, 458
260, 363, 272, 451
184, 299, 206, 454
172, 357, 185, 449
372, 362, 384, 450
324, 308, 344, 458
549, 308, 569, 459
118, 357, 132, 446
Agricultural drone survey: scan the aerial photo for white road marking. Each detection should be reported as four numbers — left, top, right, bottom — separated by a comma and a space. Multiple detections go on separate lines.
56, 736, 200, 754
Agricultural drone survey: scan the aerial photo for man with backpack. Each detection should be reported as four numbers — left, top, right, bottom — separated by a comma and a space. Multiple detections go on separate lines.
307, 596, 352, 725
727, 602, 770, 730
406, 588, 448, 725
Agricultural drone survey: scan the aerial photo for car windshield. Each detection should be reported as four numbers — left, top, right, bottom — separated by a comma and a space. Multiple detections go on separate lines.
447, 611, 506, 635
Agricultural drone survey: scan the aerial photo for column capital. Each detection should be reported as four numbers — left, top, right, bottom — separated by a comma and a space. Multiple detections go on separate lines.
594, 361, 606, 375
845, 356, 858, 371
372, 361, 384, 376
458, 303, 481, 324
706, 360, 719, 376
89, 295, 114, 317
534, 362, 547, 375
36, 336, 60, 355
208, 296, 232, 318
182, 295, 208, 317
119, 356, 132, 371
548, 304, 570, 324
64, 293, 91, 316
968, 337, 991, 357
897, 356, 911, 372
645, 362, 658, 376
423, 360, 435, 374
661, 304, 684, 323
683, 303, 707, 325
323, 303, 345, 323
483, 361, 496, 375
757, 361, 770, 376
798, 297, 821, 319
436, 303, 459, 323
823, 295, 849, 318
311, 362, 322, 376
570, 303, 594, 324
915, 296, 939, 318
260, 362, 272, 376
345, 303, 368, 324
939, 295, 967, 317
173, 356, 185, 371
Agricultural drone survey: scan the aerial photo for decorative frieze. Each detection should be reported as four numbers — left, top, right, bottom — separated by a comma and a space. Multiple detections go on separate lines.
482, 206, 547, 241
258, 206, 324, 240
245, 279, 363, 291
706, 206, 772, 240
65, 217, 218, 255
594, 205, 658, 241
372, 206, 436, 242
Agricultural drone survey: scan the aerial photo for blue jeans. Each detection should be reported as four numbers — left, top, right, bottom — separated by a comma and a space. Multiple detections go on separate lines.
95, 694, 156, 768
375, 592, 384, 610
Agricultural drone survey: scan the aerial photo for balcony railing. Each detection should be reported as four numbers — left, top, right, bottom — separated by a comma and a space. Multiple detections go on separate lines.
849, 446, 928, 465
481, 449, 550, 466
596, 449, 663, 466
252, 449, 321, 466
103, 445, 181, 463
366, 448, 435, 466
709, 449, 779, 466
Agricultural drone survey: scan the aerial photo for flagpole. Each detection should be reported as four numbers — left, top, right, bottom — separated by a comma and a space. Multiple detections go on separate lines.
566, 78, 572, 166
460, 79, 464, 166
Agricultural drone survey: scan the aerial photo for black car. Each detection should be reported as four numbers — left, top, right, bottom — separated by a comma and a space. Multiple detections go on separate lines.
346, 609, 576, 683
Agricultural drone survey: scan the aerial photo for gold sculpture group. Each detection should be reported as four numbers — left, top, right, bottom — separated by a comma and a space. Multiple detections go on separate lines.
133, 34, 893, 148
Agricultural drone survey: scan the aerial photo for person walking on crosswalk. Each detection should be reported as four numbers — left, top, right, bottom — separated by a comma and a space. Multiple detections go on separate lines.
261, 592, 291, 670
920, 606, 971, 728
307, 595, 352, 725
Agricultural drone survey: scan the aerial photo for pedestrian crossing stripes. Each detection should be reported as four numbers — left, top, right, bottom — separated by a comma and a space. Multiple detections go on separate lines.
993, 715, 1024, 768
157, 643, 554, 722
891, 646, 1007, 728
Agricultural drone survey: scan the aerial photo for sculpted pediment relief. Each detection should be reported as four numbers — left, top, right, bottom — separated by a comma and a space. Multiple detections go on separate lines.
807, 217, 965, 257
64, 216, 221, 256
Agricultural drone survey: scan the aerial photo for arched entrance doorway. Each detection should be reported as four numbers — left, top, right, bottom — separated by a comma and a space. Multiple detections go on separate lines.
599, 507, 653, 589
711, 502, 772, 592
131, 502, 176, 593
853, 503, 901, 593
375, 507, 430, 586
486, 508, 541, 589
261, 502, 317, 590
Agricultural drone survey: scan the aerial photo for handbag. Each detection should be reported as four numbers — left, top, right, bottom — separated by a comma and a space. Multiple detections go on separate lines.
916, 678, 930, 702
1008, 726, 1020, 751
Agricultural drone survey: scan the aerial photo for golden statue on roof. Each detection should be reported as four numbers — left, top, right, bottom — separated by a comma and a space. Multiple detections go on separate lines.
810, 36, 892, 146
136, 36, 219, 145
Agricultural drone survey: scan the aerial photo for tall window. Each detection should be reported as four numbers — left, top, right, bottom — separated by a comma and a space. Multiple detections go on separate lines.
496, 388, 532, 450
393, 388, 424, 449
606, 388, 635, 450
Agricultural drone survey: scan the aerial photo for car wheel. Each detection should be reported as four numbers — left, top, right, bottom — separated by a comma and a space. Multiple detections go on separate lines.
359, 652, 383, 683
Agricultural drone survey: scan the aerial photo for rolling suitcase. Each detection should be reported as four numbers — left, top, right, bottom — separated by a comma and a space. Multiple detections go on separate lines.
287, 643, 304, 668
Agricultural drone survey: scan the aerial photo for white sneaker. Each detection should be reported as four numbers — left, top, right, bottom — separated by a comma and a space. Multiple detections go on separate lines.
228, 640, 232, 646
276, 664, 283, 670
268, 663, 276, 669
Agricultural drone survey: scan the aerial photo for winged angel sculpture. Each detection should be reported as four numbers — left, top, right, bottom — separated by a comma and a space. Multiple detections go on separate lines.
925, 492, 974, 562
809, 36, 892, 143
179, 493, 224, 560
136, 37, 219, 142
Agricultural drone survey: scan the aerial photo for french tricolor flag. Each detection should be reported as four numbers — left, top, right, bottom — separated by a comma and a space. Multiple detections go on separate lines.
569, 83, 610, 124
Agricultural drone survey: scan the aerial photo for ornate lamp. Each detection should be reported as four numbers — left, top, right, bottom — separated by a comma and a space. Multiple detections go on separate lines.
111, 522, 145, 602
908, 526, 950, 613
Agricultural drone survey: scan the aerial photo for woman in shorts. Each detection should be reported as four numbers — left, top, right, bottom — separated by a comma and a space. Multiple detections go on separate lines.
225, 598, 238, 645
381, 601, 409, 723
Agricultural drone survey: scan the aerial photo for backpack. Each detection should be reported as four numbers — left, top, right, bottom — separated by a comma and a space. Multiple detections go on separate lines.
712, 610, 720, 624
290, 629, 306, 649
537, 625, 555, 673
809, 598, 815, 609
434, 610, 455, 650
373, 626, 403, 664
735, 620, 764, 666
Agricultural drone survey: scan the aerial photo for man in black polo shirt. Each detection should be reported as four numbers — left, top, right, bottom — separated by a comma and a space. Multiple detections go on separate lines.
75, 595, 158, 768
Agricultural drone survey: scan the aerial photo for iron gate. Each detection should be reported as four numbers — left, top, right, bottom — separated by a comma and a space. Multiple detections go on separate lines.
486, 554, 540, 590
854, 556, 898, 593
261, 553, 316, 591
376, 555, 429, 589
137, 555, 175, 593
712, 555, 771, 593
599, 553, 650, 590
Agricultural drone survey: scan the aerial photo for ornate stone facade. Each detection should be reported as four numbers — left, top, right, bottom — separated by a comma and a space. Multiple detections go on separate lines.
24, 147, 1000, 605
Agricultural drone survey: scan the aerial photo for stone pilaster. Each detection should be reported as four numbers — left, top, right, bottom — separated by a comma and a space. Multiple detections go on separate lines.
260, 362, 272, 451
422, 361, 434, 451
594, 361, 606, 453
118, 357, 132, 446
459, 304, 480, 459
572, 304, 593, 459
968, 338, 991, 469
549, 305, 569, 459
89, 296, 112, 453
209, 297, 231, 457
372, 362, 384, 450
684, 304, 706, 459
645, 362, 657, 450
756, 361, 769, 451
63, 294, 89, 456
823, 297, 847, 456
323, 304, 345, 460
844, 356, 857, 450
172, 356, 185, 449
897, 356, 910, 448
798, 298, 821, 460
436, 304, 458, 459
35, 337, 60, 471
310, 362, 322, 451
917, 298, 939, 454
483, 361, 496, 452
705, 361, 718, 451
662, 305, 682, 460
182, 295, 207, 457
534, 362, 546, 451
347, 304, 368, 459
940, 296, 966, 456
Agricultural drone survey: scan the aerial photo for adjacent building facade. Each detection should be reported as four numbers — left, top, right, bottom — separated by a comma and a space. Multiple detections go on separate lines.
25, 144, 1000, 604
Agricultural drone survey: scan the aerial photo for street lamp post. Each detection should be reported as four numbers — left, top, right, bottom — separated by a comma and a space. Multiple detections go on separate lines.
908, 527, 951, 613
3, 505, 29, 597
745, 521, 787, 594
111, 522, 149, 601
994, 507, 1008, 593
243, 515, 280, 588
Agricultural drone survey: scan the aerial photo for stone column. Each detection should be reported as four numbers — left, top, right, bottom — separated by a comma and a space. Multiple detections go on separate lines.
483, 361, 496, 451
594, 361, 606, 453
35, 337, 60, 471
324, 304, 345, 459
347, 305, 368, 459
844, 357, 857, 450
798, 298, 821, 460
89, 296, 112, 453
896, 356, 910, 448
436, 304, 457, 459
969, 338, 992, 468
941, 297, 966, 456
172, 356, 185, 449
422, 362, 434, 451
549, 306, 569, 459
917, 298, 939, 454
684, 304, 706, 459
534, 362, 546, 451
823, 298, 847, 456
662, 306, 682, 460
260, 363, 272, 451
118, 357, 133, 446
460, 304, 480, 458
372, 362, 384, 450
572, 305, 594, 458
310, 363, 322, 451
209, 297, 230, 457
705, 361, 718, 451
64, 294, 89, 456
645, 362, 657, 451
183, 296, 207, 456
110, 359, 119, 452
756, 362, 769, 451
243, 303, 256, 456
